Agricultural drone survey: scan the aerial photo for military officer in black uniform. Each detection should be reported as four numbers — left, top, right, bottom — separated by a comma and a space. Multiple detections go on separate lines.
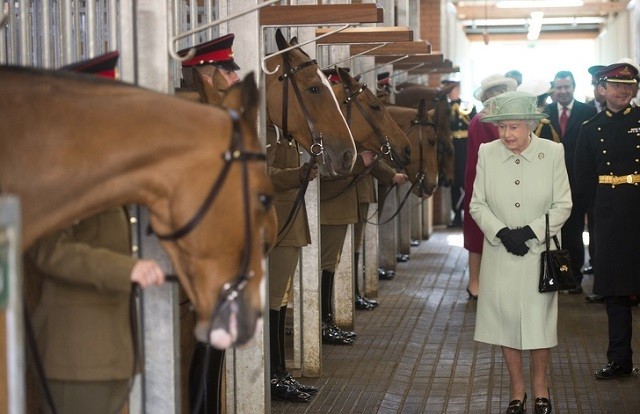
574, 62, 640, 380
443, 76, 476, 227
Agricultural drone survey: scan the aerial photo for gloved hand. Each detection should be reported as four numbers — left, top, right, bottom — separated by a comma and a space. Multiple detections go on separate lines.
497, 226, 535, 256
298, 162, 319, 183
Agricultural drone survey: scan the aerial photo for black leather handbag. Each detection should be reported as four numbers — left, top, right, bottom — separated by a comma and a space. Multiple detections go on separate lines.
539, 213, 578, 293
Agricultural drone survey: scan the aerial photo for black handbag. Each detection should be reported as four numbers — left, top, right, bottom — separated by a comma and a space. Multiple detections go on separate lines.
539, 213, 578, 293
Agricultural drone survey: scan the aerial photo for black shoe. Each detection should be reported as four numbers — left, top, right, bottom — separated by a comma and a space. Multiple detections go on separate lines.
582, 265, 594, 274
410, 239, 420, 247
363, 296, 379, 308
534, 396, 552, 414
447, 219, 462, 228
321, 324, 354, 345
595, 361, 633, 380
282, 373, 318, 395
466, 288, 478, 300
562, 286, 583, 294
396, 253, 409, 263
378, 268, 395, 280
271, 373, 311, 402
328, 323, 357, 338
355, 296, 375, 311
585, 294, 605, 304
506, 393, 527, 414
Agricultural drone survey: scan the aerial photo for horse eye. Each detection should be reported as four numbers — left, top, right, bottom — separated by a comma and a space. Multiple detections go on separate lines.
307, 86, 320, 94
259, 194, 273, 211
370, 104, 381, 111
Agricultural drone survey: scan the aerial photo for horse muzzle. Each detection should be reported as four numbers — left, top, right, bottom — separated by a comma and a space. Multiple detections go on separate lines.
195, 294, 262, 349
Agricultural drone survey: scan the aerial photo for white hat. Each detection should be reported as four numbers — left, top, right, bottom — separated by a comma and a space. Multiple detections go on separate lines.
473, 74, 518, 101
517, 79, 552, 97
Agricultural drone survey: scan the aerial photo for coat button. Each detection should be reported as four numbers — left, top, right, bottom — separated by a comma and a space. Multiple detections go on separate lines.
603, 150, 607, 154
515, 203, 521, 208
515, 180, 520, 185
515, 159, 521, 164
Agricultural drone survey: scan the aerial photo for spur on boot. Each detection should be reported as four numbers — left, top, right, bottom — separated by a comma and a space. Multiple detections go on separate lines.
534, 396, 552, 414
282, 372, 318, 395
271, 371, 311, 402
506, 393, 527, 414
355, 295, 375, 310
322, 324, 354, 345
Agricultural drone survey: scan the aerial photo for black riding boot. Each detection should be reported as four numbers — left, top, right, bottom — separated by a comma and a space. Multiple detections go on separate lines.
321, 270, 355, 344
188, 343, 224, 414
354, 252, 378, 310
269, 308, 311, 402
277, 306, 317, 395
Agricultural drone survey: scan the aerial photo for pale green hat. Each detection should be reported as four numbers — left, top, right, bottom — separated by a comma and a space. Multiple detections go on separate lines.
481, 90, 548, 123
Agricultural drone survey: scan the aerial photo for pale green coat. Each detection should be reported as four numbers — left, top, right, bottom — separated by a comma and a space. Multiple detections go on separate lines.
470, 135, 572, 350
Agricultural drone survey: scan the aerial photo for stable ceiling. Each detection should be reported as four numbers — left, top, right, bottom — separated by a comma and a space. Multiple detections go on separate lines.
450, 0, 631, 40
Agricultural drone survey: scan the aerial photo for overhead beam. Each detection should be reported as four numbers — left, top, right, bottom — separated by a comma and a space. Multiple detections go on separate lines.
467, 31, 599, 42
350, 41, 431, 56
375, 53, 443, 66
316, 26, 413, 44
455, 2, 628, 21
259, 3, 383, 26
403, 59, 453, 73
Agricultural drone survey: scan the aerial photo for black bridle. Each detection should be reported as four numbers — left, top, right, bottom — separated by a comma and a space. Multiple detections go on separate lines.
343, 83, 396, 163
151, 109, 266, 335
273, 55, 327, 241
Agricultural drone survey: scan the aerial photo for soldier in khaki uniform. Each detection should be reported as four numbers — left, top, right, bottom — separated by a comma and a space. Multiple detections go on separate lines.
266, 124, 318, 402
29, 206, 165, 414
320, 151, 402, 343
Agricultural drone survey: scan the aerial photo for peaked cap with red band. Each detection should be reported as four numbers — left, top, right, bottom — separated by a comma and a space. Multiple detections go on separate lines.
60, 51, 119, 79
178, 33, 240, 71
377, 71, 390, 86
596, 62, 639, 84
323, 67, 350, 84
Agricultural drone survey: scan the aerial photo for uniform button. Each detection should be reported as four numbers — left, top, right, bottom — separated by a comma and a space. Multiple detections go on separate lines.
515, 203, 521, 208
636, 159, 639, 163
603, 150, 607, 154
600, 139, 604, 142
515, 159, 521, 164
607, 162, 611, 166
515, 180, 520, 185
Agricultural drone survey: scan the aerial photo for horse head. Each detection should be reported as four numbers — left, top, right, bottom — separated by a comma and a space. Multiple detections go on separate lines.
265, 29, 356, 177
395, 84, 454, 187
152, 73, 275, 349
332, 67, 411, 170
386, 101, 439, 198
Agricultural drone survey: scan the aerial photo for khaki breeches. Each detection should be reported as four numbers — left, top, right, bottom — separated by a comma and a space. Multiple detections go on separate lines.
45, 379, 129, 414
268, 246, 300, 310
320, 224, 349, 271
353, 203, 370, 253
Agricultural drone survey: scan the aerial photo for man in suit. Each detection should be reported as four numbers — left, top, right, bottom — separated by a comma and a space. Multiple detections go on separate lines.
544, 70, 597, 295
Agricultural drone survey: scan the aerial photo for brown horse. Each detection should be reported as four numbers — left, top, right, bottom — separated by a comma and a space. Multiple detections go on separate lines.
385, 100, 439, 197
331, 67, 411, 168
0, 67, 274, 349
264, 30, 356, 176
395, 83, 455, 186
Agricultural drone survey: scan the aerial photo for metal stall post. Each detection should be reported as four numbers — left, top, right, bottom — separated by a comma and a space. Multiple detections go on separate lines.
0, 196, 25, 414
129, 2, 180, 413
219, 1, 269, 413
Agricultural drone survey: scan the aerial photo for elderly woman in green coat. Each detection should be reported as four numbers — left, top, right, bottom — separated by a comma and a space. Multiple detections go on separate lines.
469, 91, 572, 414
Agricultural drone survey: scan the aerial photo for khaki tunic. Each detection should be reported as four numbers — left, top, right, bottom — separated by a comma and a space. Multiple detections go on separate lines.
470, 136, 572, 350
28, 207, 137, 380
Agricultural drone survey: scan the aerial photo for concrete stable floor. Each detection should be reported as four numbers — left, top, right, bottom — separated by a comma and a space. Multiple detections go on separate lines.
272, 226, 640, 414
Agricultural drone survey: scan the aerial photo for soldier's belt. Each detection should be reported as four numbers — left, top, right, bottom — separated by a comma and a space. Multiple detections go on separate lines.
451, 130, 468, 139
598, 174, 640, 185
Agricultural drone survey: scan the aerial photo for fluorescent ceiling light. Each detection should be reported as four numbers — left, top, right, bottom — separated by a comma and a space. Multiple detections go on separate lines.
496, 0, 584, 8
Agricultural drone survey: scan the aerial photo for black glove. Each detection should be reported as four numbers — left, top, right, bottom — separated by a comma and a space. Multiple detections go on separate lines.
497, 226, 535, 256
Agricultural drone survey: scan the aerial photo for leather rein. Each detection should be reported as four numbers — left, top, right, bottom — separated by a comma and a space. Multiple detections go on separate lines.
275, 56, 326, 241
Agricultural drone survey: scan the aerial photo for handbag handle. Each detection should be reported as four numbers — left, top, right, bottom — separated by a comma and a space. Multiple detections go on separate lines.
545, 213, 561, 251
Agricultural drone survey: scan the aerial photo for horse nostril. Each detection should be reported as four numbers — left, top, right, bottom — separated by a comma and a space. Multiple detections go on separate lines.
343, 150, 355, 168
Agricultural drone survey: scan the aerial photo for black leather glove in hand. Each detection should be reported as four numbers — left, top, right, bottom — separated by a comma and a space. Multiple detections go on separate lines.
497, 227, 532, 256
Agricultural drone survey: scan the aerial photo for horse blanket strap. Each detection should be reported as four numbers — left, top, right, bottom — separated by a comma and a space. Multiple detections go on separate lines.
152, 110, 265, 241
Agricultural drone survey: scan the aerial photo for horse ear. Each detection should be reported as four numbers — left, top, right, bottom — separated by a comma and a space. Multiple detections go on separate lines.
336, 67, 352, 86
418, 99, 426, 118
427, 108, 435, 120
240, 72, 259, 127
275, 28, 289, 51
290, 36, 299, 46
